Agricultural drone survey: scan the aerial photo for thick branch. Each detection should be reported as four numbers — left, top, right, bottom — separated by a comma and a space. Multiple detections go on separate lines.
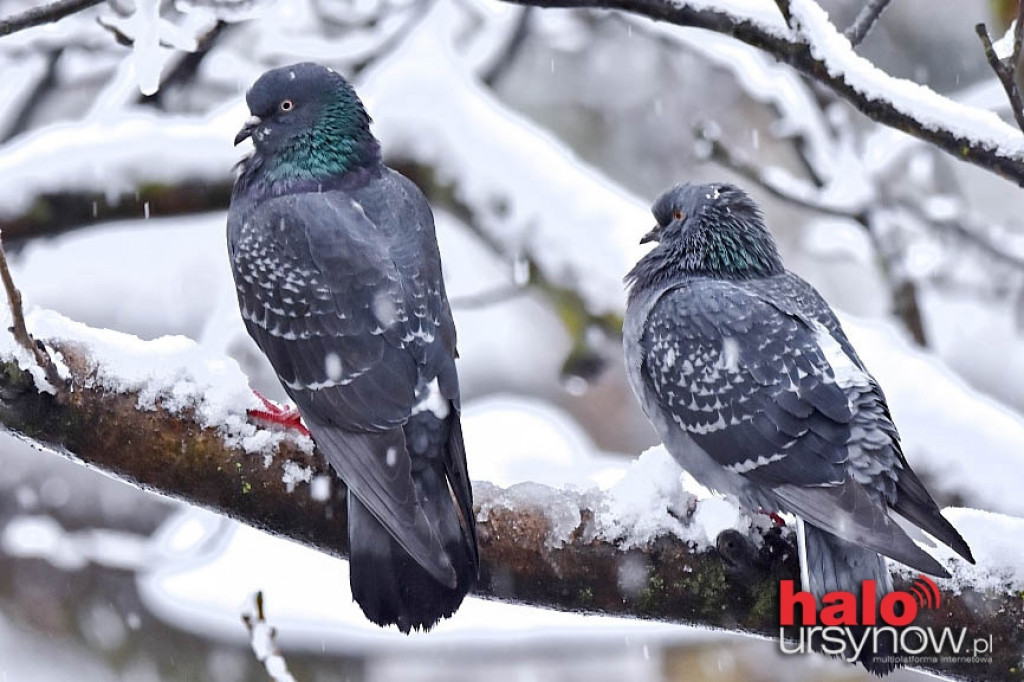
498, 0, 1024, 187
0, 0, 104, 37
843, 0, 892, 47
0, 339, 1019, 681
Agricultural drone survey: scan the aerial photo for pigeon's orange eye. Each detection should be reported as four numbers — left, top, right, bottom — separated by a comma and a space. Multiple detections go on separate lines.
673, 210, 685, 221
280, 99, 294, 112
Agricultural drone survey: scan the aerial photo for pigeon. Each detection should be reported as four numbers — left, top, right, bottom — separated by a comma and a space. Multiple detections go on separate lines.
623, 182, 974, 673
227, 62, 478, 632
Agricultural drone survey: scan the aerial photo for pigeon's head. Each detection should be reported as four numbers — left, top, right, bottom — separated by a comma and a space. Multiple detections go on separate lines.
235, 63, 379, 175
632, 183, 784, 283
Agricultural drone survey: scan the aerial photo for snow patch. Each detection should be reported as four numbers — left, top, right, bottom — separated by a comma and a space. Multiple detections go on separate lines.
475, 481, 584, 549
281, 461, 313, 493
0, 307, 311, 458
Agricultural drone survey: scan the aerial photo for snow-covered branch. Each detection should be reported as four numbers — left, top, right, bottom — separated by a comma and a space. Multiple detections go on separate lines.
0, 311, 1021, 681
499, 0, 1024, 188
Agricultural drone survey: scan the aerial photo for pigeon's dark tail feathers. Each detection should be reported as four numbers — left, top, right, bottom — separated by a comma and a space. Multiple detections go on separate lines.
347, 410, 478, 633
799, 521, 899, 676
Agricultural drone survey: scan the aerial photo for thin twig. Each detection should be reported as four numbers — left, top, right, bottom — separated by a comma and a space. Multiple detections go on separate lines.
0, 233, 65, 394
1, 48, 63, 143
241, 592, 297, 682
481, 6, 534, 87
976, 2, 1024, 134
0, 0, 104, 37
843, 0, 893, 47
772, 0, 792, 26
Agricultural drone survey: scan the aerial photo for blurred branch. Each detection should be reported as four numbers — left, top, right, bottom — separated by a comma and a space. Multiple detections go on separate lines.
481, 6, 534, 87
0, 336, 1020, 681
1, 48, 63, 143
138, 21, 230, 108
0, 0, 103, 37
843, 0, 893, 47
0, 181, 233, 246
498, 0, 1024, 188
450, 283, 528, 309
976, 1, 1024, 134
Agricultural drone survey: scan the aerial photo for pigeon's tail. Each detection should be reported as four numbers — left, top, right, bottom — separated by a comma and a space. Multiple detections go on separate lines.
347, 410, 477, 633
798, 520, 898, 676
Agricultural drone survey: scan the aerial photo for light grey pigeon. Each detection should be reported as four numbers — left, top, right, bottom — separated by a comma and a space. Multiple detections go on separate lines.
623, 182, 973, 673
227, 62, 477, 632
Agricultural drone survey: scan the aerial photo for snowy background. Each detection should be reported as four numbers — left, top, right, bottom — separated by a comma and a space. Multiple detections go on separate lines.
0, 0, 1023, 679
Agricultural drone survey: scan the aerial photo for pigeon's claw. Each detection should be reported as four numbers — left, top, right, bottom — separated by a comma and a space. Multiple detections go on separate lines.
248, 390, 311, 437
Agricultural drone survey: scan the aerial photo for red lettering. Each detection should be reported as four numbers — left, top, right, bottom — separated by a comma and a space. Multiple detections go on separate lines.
880, 592, 918, 626
861, 579, 876, 626
779, 580, 817, 626
820, 591, 857, 625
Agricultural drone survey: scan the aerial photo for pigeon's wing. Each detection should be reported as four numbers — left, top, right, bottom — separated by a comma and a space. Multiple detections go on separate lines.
641, 277, 855, 487
640, 277, 945, 573
229, 189, 457, 584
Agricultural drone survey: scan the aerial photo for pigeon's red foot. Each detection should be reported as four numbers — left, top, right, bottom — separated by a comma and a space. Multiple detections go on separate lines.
758, 509, 786, 527
248, 390, 310, 437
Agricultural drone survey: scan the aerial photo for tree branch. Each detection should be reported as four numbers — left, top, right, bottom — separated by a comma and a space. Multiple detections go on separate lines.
0, 0, 104, 37
843, 0, 893, 47
976, 1, 1024, 135
0, 330, 1019, 681
497, 0, 1024, 187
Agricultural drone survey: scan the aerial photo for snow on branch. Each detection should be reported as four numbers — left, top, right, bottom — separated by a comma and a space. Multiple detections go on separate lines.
499, 0, 1024, 187
0, 309, 1020, 681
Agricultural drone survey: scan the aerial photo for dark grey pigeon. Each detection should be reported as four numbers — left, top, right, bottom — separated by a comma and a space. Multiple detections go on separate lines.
623, 182, 974, 674
227, 63, 477, 632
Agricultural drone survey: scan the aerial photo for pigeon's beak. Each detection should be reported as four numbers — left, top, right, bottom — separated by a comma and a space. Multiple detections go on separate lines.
234, 116, 261, 146
639, 226, 660, 245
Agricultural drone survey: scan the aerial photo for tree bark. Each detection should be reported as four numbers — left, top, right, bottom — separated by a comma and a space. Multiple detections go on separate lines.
0, 339, 1020, 682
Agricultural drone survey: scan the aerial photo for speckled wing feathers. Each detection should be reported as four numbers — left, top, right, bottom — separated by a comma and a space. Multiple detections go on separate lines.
641, 274, 855, 488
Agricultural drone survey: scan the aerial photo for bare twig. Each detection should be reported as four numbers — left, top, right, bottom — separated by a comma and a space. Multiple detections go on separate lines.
0, 234, 65, 395
0, 0, 104, 37
481, 6, 535, 87
843, 0, 893, 47
1, 48, 63, 143
242, 592, 297, 682
976, 2, 1024, 134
